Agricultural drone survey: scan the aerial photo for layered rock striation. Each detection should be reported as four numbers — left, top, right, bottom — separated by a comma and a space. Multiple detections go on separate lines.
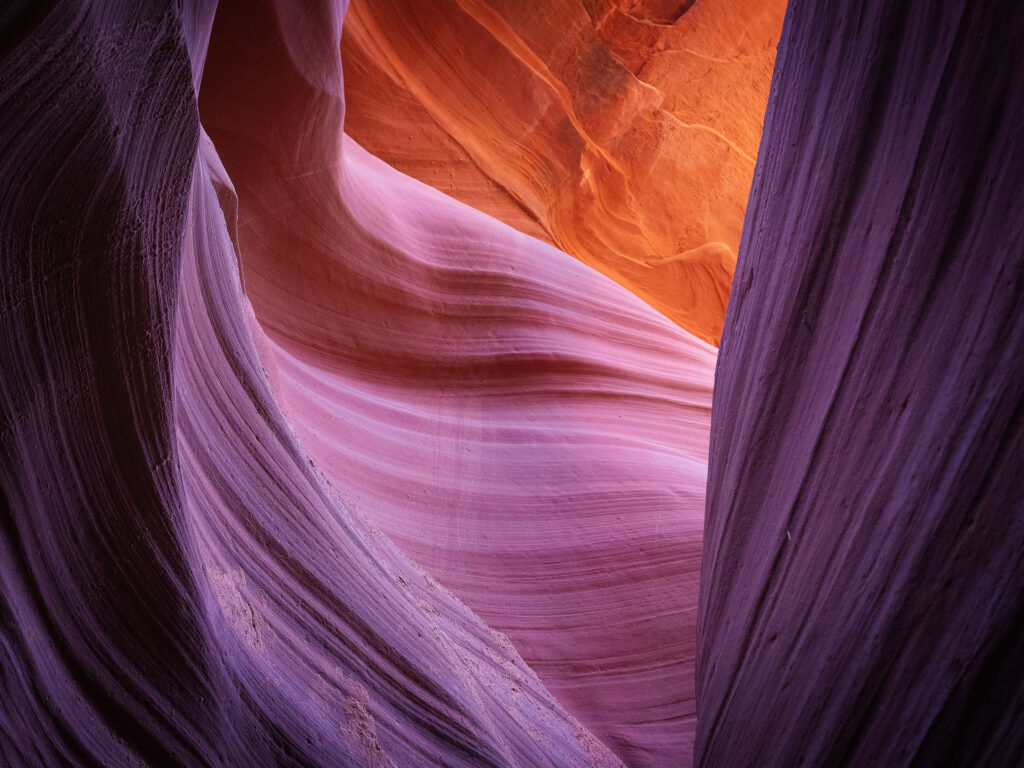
0, 2, 682, 765
200, 1, 715, 765
697, 1, 1024, 765
1, 1, 718, 766
340, 0, 785, 344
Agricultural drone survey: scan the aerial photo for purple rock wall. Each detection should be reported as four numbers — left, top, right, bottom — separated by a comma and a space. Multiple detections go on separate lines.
697, 1, 1024, 765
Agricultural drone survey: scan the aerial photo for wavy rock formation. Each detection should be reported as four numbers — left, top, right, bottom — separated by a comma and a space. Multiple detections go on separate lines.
340, 0, 785, 344
697, 1, 1024, 766
0, 2, 670, 765
200, 2, 715, 766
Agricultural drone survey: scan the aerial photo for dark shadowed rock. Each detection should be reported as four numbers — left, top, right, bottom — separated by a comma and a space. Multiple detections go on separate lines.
697, 2, 1024, 766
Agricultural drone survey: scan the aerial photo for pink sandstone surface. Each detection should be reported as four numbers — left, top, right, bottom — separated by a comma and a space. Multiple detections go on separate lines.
1, 0, 719, 766
200, 1, 715, 764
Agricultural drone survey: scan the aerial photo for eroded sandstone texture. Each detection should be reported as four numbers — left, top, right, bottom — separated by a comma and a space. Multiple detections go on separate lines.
341, 0, 785, 344
1, 0, 722, 765
6, 0, 1017, 766
0, 3, 637, 765
697, 1, 1024, 766
200, 1, 714, 765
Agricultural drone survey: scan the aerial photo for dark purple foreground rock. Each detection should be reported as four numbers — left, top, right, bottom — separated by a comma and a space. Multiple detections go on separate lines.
697, 1, 1024, 766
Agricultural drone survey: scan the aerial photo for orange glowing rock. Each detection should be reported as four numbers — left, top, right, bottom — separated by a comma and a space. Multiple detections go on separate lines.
340, 0, 785, 343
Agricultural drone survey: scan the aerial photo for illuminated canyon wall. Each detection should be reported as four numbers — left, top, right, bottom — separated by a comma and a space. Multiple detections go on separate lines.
1, 1, 728, 765
0, 3, 622, 766
341, 0, 786, 344
198, 1, 718, 764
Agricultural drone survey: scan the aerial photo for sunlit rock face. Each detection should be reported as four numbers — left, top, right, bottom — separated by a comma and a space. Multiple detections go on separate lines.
697, 1, 1024, 766
200, 1, 715, 765
340, 0, 785, 344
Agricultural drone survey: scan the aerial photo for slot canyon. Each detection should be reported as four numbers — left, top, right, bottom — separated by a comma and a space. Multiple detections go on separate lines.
1, 1, 1021, 767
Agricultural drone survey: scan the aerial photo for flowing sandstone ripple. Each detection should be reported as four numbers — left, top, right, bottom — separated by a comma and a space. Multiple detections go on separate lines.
201, 1, 716, 765
0, 2, 660, 765
1, 0, 718, 766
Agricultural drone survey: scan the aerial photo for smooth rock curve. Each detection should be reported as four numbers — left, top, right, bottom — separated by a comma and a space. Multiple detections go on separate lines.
200, 1, 716, 765
0, 3, 629, 766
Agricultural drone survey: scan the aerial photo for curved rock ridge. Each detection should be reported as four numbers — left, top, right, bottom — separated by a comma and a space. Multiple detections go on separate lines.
0, 3, 634, 766
697, 1, 1024, 766
200, 2, 716, 766
340, 0, 786, 344
247, 137, 714, 768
